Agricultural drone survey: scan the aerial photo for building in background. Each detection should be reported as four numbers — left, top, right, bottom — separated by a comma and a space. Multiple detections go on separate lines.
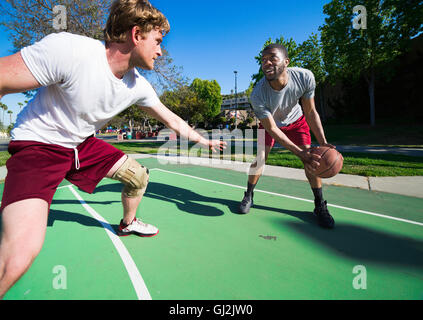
220, 95, 258, 128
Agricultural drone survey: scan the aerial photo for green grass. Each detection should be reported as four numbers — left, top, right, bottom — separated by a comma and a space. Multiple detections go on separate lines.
109, 142, 166, 155
0, 151, 9, 167
109, 141, 423, 177
266, 149, 423, 177
1, 130, 421, 177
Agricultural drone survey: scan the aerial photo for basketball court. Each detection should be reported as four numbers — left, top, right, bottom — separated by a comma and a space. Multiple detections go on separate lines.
2, 157, 423, 300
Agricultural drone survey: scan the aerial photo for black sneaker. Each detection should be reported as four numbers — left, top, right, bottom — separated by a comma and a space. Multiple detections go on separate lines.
313, 201, 335, 229
239, 192, 254, 214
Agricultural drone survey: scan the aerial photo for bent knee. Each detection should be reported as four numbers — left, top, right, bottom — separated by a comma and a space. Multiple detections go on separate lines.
111, 157, 149, 198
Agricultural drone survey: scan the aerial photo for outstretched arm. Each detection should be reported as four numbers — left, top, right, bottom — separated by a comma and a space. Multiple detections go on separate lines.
140, 103, 226, 152
0, 52, 41, 99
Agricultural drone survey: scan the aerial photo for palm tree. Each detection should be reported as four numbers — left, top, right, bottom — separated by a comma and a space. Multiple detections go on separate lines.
7, 110, 13, 126
0, 102, 7, 130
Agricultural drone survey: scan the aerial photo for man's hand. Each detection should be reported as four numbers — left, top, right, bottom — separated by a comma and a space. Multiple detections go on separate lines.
297, 148, 321, 172
203, 138, 227, 153
320, 142, 336, 149
300, 143, 336, 173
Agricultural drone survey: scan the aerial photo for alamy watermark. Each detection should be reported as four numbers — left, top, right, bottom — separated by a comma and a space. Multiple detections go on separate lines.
156, 128, 267, 175
353, 5, 367, 30
52, 5, 67, 30
51, 4, 367, 32
52, 265, 67, 290
352, 265, 367, 290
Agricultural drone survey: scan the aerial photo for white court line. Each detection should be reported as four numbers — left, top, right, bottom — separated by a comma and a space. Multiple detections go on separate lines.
67, 185, 152, 300
150, 168, 423, 227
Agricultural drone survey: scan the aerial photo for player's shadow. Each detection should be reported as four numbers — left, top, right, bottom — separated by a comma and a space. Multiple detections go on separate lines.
48, 181, 423, 270
253, 204, 423, 269
271, 216, 423, 269
254, 205, 317, 223
48, 209, 113, 229
51, 199, 120, 206
149, 182, 245, 216
245, 203, 423, 269
48, 199, 120, 230
96, 181, 241, 217
48, 209, 121, 232
95, 182, 317, 221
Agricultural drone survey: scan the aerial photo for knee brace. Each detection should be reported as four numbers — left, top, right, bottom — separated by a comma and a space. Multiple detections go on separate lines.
112, 157, 149, 198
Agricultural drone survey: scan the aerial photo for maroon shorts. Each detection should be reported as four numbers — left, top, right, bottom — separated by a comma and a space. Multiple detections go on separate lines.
259, 115, 312, 148
0, 137, 125, 212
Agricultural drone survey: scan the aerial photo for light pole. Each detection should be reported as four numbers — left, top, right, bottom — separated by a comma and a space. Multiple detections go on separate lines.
234, 71, 238, 129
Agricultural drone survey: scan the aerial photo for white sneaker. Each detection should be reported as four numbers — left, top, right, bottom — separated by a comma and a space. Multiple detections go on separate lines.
117, 218, 159, 237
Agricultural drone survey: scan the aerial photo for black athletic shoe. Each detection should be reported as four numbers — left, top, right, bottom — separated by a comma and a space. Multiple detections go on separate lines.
313, 201, 335, 229
239, 192, 254, 214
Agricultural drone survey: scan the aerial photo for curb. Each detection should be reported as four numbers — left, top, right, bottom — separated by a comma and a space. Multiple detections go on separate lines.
130, 154, 423, 199
0, 154, 421, 199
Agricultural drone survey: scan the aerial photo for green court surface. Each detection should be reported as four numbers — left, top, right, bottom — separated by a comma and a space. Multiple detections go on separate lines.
2, 158, 423, 300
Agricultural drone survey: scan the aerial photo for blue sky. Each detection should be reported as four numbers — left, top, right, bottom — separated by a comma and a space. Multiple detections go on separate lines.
0, 0, 331, 125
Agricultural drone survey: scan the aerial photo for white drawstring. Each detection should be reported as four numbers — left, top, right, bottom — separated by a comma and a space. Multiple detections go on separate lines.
74, 148, 80, 170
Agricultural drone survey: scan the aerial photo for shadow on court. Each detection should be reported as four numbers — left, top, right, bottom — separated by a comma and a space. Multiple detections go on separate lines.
49, 197, 120, 231
48, 209, 102, 228
95, 181, 320, 222
52, 199, 120, 206
56, 181, 423, 270
96, 182, 234, 217
279, 218, 423, 269
48, 209, 120, 232
95, 181, 316, 219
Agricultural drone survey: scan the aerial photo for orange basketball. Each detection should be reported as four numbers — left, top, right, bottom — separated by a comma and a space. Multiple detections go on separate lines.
308, 146, 343, 178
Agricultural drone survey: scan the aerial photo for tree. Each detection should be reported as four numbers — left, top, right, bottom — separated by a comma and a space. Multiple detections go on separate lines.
17, 102, 24, 115
7, 109, 13, 125
319, 0, 423, 126
104, 114, 125, 131
160, 86, 207, 128
0, 0, 185, 94
0, 0, 106, 50
297, 33, 326, 88
117, 104, 154, 133
297, 33, 328, 120
190, 78, 222, 127
145, 47, 189, 93
383, 0, 423, 49
244, 82, 255, 99
0, 102, 8, 130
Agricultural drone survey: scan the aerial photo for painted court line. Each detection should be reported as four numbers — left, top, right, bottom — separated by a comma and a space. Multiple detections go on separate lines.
150, 168, 423, 227
67, 185, 152, 300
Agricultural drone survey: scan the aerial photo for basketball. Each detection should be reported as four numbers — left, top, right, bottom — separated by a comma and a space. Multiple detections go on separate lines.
308, 146, 343, 178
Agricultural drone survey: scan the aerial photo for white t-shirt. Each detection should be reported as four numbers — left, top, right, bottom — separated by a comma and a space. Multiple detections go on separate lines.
12, 32, 161, 148
250, 67, 316, 127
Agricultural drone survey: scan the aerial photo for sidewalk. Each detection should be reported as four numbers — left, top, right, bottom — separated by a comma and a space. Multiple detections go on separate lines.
130, 154, 423, 199
0, 152, 421, 199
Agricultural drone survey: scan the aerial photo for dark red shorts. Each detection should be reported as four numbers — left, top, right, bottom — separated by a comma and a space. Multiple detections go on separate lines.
0, 137, 125, 212
259, 115, 311, 148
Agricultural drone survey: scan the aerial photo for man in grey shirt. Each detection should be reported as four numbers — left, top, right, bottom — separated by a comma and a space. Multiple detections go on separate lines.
239, 43, 335, 229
